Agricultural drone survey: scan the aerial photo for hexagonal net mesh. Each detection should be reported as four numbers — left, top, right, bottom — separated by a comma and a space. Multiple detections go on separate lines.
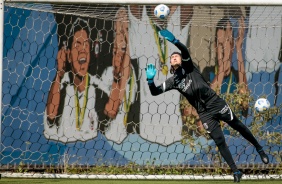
1, 2, 282, 178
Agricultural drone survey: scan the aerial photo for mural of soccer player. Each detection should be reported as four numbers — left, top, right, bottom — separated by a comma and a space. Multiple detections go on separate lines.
245, 6, 282, 105
124, 5, 193, 145
211, 16, 248, 99
190, 6, 248, 93
103, 7, 138, 143
44, 17, 108, 143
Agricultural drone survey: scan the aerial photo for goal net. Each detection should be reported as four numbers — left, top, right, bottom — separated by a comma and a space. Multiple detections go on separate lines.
1, 0, 282, 180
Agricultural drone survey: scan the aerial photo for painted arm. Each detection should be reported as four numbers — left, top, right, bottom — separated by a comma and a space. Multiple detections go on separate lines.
236, 16, 248, 94
46, 46, 68, 122
211, 21, 233, 94
104, 7, 131, 119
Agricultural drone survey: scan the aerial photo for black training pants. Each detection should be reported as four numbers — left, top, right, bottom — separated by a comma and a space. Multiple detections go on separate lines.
198, 97, 262, 172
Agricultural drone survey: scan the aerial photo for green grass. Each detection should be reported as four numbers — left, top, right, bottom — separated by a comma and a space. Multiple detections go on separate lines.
1, 179, 282, 184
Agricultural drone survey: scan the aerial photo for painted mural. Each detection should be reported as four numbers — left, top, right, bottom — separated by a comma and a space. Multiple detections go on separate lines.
1, 5, 281, 167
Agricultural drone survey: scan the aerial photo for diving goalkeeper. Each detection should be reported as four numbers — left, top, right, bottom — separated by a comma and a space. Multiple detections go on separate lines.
146, 29, 269, 183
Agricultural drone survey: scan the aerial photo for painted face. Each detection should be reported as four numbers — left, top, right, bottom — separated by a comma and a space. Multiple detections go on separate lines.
216, 21, 233, 49
170, 53, 182, 67
69, 29, 90, 77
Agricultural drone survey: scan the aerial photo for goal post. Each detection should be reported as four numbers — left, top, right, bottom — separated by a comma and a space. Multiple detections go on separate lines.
3, 0, 282, 5
0, 0, 4, 163
1, 0, 282, 180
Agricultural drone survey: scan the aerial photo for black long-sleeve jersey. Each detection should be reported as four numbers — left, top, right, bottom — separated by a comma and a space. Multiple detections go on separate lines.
148, 41, 218, 113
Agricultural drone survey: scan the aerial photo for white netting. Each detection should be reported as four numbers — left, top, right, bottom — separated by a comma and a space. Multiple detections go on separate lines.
1, 2, 282, 179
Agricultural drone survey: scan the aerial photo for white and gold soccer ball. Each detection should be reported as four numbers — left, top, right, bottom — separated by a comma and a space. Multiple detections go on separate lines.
154, 4, 170, 19
254, 98, 270, 113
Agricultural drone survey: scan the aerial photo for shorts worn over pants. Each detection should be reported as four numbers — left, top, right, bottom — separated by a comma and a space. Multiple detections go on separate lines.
198, 97, 234, 133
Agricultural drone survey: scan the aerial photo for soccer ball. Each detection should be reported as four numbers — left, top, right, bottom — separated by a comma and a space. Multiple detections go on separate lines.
154, 4, 170, 19
254, 98, 270, 113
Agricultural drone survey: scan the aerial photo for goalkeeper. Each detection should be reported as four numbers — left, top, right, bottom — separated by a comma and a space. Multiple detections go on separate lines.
146, 29, 269, 183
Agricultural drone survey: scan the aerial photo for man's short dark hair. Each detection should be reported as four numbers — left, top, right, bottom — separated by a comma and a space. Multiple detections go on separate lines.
171, 51, 182, 57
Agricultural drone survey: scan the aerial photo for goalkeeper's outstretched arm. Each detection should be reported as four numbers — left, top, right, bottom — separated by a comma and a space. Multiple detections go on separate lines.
148, 81, 165, 96
174, 41, 191, 62
159, 29, 193, 69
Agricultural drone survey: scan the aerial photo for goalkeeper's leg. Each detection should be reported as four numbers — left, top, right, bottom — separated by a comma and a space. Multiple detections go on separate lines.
209, 99, 269, 164
209, 126, 243, 183
225, 114, 269, 164
209, 126, 239, 173
199, 111, 243, 181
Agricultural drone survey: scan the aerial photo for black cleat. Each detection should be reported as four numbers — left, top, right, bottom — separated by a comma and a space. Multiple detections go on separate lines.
258, 149, 269, 164
233, 171, 243, 183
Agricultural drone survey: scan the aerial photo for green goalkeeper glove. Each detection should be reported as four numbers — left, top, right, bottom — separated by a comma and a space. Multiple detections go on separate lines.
159, 29, 179, 44
146, 63, 157, 84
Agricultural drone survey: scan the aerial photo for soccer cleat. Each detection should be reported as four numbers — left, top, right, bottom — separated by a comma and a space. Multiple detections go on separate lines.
258, 149, 269, 164
233, 171, 243, 183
